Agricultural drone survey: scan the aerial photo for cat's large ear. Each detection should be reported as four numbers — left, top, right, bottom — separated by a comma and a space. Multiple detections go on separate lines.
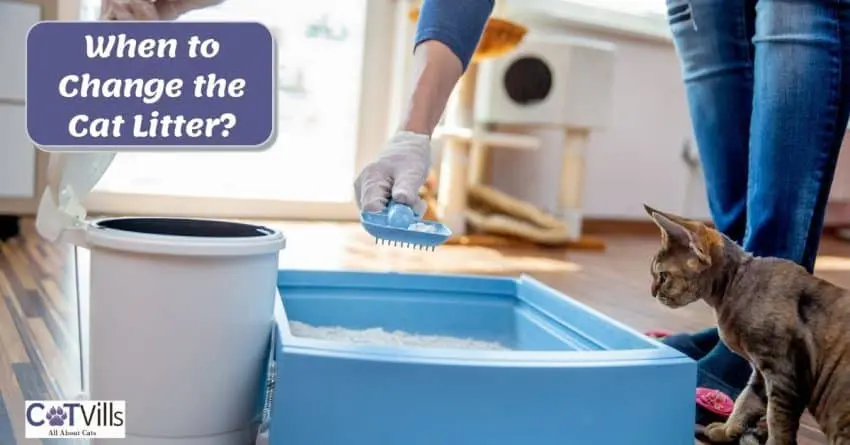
643, 204, 712, 265
644, 204, 692, 247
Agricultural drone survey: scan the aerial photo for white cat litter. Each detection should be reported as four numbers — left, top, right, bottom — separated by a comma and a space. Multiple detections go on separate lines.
407, 222, 439, 233
289, 321, 509, 350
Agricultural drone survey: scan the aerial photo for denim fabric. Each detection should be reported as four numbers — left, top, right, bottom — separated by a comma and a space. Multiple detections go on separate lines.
665, 0, 850, 421
414, 0, 494, 71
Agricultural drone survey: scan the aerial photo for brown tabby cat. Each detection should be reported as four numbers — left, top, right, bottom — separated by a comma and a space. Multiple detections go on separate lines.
644, 204, 850, 445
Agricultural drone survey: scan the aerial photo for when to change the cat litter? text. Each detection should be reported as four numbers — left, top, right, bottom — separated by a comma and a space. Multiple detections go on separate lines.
61, 73, 243, 138
25, 21, 275, 150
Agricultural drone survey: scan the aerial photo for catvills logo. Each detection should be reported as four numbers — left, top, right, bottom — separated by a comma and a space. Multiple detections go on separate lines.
25, 400, 125, 439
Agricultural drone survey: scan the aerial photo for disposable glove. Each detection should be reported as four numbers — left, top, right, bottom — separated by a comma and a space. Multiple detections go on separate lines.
354, 131, 431, 216
100, 0, 224, 21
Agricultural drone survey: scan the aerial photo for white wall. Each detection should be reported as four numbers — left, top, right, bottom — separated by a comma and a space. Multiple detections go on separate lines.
0, 0, 41, 200
825, 132, 850, 227
486, 23, 712, 220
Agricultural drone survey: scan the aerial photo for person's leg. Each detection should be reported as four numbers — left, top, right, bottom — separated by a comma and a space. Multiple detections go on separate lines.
663, 0, 756, 421
744, 0, 850, 271
660, 327, 719, 360
666, 0, 754, 245
692, 0, 850, 424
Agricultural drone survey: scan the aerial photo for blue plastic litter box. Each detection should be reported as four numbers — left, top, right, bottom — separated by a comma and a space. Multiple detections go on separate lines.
265, 270, 696, 445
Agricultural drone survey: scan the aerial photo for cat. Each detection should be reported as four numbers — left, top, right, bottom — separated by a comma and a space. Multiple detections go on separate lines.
644, 204, 850, 445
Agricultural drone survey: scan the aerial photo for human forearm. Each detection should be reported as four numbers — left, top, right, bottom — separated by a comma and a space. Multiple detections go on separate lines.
356, 1, 492, 210
400, 41, 463, 134
100, 0, 225, 20
155, 0, 226, 20
400, 0, 494, 135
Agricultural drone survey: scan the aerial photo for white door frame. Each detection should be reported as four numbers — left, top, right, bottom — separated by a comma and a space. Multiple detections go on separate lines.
85, 0, 401, 221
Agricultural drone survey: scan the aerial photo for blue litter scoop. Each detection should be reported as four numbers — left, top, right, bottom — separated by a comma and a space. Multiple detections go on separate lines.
361, 200, 452, 251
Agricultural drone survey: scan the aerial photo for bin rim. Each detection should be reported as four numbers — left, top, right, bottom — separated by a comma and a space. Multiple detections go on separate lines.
86, 216, 286, 257
34, 153, 286, 256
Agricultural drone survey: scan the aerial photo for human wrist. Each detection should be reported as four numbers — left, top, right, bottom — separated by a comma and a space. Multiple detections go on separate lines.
399, 119, 433, 135
389, 130, 431, 148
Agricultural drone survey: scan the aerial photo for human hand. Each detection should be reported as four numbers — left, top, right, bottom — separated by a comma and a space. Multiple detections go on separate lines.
100, 0, 223, 21
354, 131, 432, 216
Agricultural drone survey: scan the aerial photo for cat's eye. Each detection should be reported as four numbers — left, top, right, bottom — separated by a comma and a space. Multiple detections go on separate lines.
657, 271, 668, 283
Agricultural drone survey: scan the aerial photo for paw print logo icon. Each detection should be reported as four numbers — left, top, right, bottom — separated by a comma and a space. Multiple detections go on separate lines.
45, 406, 68, 427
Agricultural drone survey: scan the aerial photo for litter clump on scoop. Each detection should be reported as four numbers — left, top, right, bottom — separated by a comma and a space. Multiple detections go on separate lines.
407, 222, 438, 233
289, 321, 509, 350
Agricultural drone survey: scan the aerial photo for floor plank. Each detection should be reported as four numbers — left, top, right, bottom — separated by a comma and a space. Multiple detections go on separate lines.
0, 392, 16, 445
1, 219, 843, 444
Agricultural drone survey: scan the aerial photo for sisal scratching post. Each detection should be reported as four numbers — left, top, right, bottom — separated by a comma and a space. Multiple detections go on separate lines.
436, 64, 478, 236
559, 128, 589, 240
467, 127, 490, 186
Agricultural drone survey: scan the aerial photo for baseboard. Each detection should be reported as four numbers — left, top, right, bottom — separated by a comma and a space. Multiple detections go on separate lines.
582, 219, 659, 235
582, 217, 714, 236
584, 217, 850, 244
825, 201, 850, 228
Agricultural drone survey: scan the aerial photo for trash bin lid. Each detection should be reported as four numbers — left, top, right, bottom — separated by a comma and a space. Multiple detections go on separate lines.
35, 152, 116, 243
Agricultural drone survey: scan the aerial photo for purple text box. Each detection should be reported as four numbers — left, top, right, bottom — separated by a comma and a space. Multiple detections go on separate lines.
26, 21, 275, 150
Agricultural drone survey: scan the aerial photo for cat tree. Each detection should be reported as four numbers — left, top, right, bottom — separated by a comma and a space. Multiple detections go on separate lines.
409, 5, 614, 249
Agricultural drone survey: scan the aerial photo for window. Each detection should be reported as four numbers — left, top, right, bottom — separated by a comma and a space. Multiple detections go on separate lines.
573, 0, 666, 17
80, 0, 398, 220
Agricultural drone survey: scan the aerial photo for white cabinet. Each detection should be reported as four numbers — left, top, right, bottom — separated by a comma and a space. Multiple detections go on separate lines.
0, 1, 38, 101
0, 0, 41, 200
0, 104, 36, 198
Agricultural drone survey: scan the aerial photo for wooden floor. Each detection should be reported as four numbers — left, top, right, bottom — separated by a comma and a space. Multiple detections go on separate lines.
3, 219, 850, 444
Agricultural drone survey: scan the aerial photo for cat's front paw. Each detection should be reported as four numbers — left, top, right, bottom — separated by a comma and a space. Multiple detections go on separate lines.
702, 422, 739, 443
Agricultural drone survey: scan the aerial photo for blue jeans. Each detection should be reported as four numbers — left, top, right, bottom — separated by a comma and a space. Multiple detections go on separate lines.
664, 0, 850, 420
